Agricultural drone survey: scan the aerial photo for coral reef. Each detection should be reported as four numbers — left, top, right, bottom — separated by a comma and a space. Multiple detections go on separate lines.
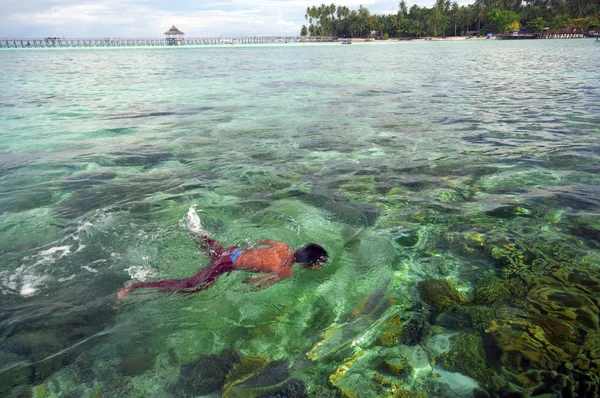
490, 241, 554, 278
482, 266, 600, 395
472, 277, 527, 306
445, 223, 589, 280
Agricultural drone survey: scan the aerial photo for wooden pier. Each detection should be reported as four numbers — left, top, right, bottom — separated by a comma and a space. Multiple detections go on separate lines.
0, 36, 335, 49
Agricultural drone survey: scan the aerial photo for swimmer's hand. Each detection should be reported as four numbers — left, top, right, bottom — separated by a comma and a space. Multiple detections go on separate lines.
118, 286, 133, 299
114, 286, 133, 309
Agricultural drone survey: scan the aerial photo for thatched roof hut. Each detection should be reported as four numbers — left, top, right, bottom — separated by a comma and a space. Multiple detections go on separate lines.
164, 25, 185, 37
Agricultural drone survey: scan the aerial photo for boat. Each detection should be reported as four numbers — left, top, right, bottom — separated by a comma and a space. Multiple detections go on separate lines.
341, 39, 352, 44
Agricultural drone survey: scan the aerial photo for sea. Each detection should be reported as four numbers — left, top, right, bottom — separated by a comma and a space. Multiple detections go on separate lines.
1, 40, 599, 397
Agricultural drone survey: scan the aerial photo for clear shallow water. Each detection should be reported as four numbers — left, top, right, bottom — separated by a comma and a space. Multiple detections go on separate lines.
1, 40, 600, 397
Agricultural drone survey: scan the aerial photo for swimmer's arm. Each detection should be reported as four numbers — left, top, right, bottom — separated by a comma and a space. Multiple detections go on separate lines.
244, 268, 292, 289
244, 273, 277, 284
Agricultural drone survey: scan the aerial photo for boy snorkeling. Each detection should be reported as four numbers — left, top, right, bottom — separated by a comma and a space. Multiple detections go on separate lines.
117, 210, 327, 300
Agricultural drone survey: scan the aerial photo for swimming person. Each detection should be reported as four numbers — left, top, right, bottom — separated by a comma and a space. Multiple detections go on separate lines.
117, 209, 328, 300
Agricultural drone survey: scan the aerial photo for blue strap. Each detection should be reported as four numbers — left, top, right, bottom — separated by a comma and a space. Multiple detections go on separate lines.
230, 248, 243, 263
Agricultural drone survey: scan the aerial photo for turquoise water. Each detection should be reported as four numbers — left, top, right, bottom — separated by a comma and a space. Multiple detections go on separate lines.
1, 40, 600, 397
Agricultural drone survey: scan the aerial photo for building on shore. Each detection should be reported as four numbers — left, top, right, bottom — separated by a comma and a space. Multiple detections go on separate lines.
164, 25, 184, 46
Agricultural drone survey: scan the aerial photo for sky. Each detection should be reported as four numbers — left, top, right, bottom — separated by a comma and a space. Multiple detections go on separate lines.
0, 0, 446, 38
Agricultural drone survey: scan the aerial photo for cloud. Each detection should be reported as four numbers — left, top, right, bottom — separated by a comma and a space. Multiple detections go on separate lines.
0, 0, 443, 38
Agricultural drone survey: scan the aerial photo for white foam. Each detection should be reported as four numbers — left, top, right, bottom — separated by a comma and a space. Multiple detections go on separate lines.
58, 274, 77, 282
1, 210, 116, 297
125, 265, 156, 282
32, 245, 72, 266
180, 205, 208, 238
16, 268, 49, 297
1, 243, 77, 296
81, 265, 99, 273
77, 221, 95, 235
20, 284, 38, 297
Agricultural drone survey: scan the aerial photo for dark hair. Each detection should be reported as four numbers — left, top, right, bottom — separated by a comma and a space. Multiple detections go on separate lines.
294, 243, 328, 268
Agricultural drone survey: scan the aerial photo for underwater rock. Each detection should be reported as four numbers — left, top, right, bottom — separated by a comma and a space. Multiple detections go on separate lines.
328, 351, 366, 390
71, 351, 95, 384
434, 367, 482, 398
384, 357, 413, 379
438, 333, 494, 387
1, 329, 81, 389
234, 360, 290, 389
485, 205, 532, 219
223, 357, 299, 397
118, 353, 156, 376
435, 310, 474, 331
388, 224, 421, 249
418, 279, 467, 312
425, 334, 452, 356
431, 326, 445, 334
170, 349, 239, 396
400, 305, 431, 346
257, 378, 307, 398
377, 314, 404, 347
569, 222, 600, 249
326, 350, 391, 398
378, 330, 400, 347
0, 353, 30, 394
306, 385, 337, 398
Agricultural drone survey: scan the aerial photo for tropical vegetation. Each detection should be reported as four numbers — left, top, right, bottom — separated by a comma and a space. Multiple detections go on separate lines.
300, 0, 600, 38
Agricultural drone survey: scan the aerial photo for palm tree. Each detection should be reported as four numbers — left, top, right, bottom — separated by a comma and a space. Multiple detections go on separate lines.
474, 0, 484, 32
409, 5, 426, 37
399, 0, 409, 17
451, 2, 461, 36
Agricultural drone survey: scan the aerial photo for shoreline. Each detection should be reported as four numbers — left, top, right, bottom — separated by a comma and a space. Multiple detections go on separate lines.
346, 36, 493, 42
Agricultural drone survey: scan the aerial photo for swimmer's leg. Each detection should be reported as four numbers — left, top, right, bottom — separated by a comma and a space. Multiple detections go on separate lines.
119, 256, 235, 298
